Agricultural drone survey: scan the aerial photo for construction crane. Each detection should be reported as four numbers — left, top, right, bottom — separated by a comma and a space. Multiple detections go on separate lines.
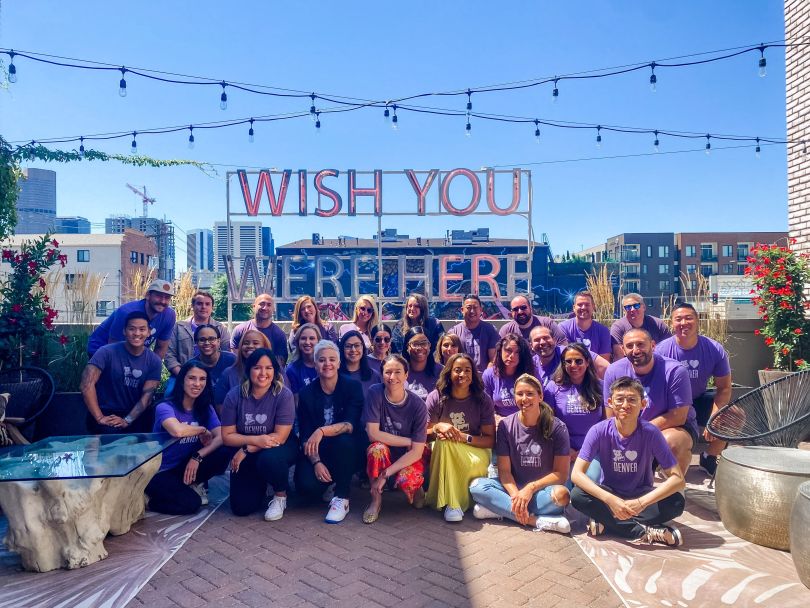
126, 184, 157, 217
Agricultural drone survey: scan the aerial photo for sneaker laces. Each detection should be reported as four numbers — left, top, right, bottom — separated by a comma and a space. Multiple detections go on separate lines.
641, 526, 669, 545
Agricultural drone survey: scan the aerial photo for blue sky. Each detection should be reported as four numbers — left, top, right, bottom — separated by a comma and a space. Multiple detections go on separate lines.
0, 1, 788, 268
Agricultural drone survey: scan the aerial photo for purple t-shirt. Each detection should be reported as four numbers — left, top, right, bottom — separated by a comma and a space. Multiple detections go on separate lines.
482, 367, 519, 417
342, 368, 382, 394
367, 356, 384, 376
425, 390, 495, 436
578, 419, 677, 498
499, 316, 566, 344
405, 367, 438, 401
603, 354, 696, 432
88, 342, 163, 414
362, 384, 428, 460
190, 351, 237, 389
152, 401, 221, 472
558, 318, 612, 356
655, 336, 731, 398
496, 414, 570, 489
544, 381, 603, 450
221, 385, 295, 435
533, 346, 564, 388
285, 359, 319, 394
448, 321, 501, 372
230, 320, 289, 364
88, 299, 176, 355
610, 315, 672, 347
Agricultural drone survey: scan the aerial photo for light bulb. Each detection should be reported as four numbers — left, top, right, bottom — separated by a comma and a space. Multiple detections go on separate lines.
705, 135, 711, 155
552, 79, 559, 103
653, 131, 660, 152
465, 121, 472, 138
466, 90, 472, 112
310, 94, 317, 121
391, 105, 399, 130
649, 73, 657, 93
248, 120, 255, 143
79, 137, 85, 158
131, 133, 137, 154
384, 106, 390, 122
534, 121, 541, 143
758, 47, 767, 78
119, 67, 127, 97
315, 113, 321, 131
8, 54, 17, 83
188, 127, 195, 149
220, 92, 228, 110
595, 126, 602, 149
755, 138, 761, 158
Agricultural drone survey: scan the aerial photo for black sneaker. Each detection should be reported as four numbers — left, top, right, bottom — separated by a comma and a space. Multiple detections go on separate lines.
633, 524, 683, 547
699, 453, 718, 476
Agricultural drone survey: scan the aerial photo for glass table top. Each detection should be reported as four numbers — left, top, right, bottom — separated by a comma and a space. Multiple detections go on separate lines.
0, 433, 177, 481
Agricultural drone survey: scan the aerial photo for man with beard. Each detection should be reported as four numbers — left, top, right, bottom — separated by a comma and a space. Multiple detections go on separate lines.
88, 279, 176, 359
499, 294, 566, 344
610, 293, 671, 362
530, 325, 608, 387
447, 294, 500, 372
558, 291, 612, 361
603, 329, 696, 474
230, 293, 289, 364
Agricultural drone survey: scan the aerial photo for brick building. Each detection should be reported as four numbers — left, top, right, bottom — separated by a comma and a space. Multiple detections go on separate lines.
786, 1, 810, 251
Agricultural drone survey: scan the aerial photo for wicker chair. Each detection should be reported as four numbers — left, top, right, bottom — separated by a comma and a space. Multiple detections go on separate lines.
0, 366, 55, 444
707, 370, 810, 447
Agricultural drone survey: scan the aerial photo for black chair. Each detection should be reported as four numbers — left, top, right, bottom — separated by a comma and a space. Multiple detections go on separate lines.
707, 370, 810, 448
0, 366, 55, 443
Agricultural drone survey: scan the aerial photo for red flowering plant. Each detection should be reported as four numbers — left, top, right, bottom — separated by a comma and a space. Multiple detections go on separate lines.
746, 239, 810, 371
0, 234, 67, 368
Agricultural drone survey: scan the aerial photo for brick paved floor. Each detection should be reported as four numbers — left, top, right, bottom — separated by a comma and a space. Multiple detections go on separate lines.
127, 491, 623, 608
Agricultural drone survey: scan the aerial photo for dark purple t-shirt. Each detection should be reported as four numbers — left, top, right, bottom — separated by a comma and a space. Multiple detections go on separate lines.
342, 368, 382, 394
610, 315, 672, 347
499, 316, 566, 344
425, 390, 495, 436
448, 321, 500, 372
88, 299, 176, 355
285, 359, 318, 394
89, 342, 163, 414
405, 368, 438, 401
603, 354, 696, 432
655, 336, 731, 398
152, 401, 221, 472
544, 380, 603, 450
221, 385, 295, 435
362, 384, 428, 461
496, 414, 570, 489
558, 318, 612, 356
482, 367, 520, 417
578, 418, 677, 498
230, 320, 289, 364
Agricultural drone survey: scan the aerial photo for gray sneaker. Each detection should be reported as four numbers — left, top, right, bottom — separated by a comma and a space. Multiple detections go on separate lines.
191, 483, 208, 506
633, 524, 682, 547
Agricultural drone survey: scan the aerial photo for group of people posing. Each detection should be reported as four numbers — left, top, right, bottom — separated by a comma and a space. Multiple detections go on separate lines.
80, 281, 731, 547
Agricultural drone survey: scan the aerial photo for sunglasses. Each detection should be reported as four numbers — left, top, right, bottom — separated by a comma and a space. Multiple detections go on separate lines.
511, 305, 529, 312
564, 358, 585, 366
358, 306, 374, 314
374, 336, 391, 343
197, 337, 219, 344
623, 303, 642, 311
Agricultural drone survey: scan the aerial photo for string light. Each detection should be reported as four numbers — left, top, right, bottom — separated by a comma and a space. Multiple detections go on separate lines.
653, 130, 660, 152
755, 137, 761, 158
466, 90, 472, 111
758, 45, 767, 78
315, 111, 321, 131
705, 134, 711, 155
79, 136, 85, 157
391, 104, 398, 130
220, 82, 228, 110
595, 126, 602, 149
383, 104, 390, 122
7, 50, 16, 83
187, 125, 195, 149
309, 93, 317, 121
131, 131, 137, 154
465, 113, 472, 138
248, 118, 255, 143
534, 120, 540, 143
118, 67, 127, 97
552, 78, 559, 103
649, 62, 657, 92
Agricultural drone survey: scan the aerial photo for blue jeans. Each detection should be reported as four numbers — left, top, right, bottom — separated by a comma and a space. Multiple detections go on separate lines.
469, 478, 565, 523
566, 458, 602, 490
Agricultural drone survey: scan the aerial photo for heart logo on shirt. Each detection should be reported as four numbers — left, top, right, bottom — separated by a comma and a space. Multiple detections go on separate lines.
625, 450, 638, 461
689, 360, 700, 369
132, 369, 143, 378
255, 414, 268, 424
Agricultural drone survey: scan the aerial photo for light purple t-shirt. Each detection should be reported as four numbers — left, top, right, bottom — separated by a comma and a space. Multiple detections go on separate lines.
230, 320, 289, 364
496, 414, 570, 489
221, 385, 295, 435
655, 336, 731, 398
152, 401, 221, 472
405, 367, 438, 401
88, 299, 176, 355
89, 342, 163, 414
610, 315, 672, 347
362, 384, 429, 461
448, 321, 501, 372
578, 418, 677, 498
499, 316, 566, 344
482, 367, 519, 417
425, 390, 495, 436
558, 318, 612, 356
544, 381, 603, 450
285, 359, 318, 394
603, 354, 696, 432
342, 368, 382, 394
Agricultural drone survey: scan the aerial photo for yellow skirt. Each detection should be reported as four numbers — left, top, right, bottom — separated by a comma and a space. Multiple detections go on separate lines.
426, 440, 491, 511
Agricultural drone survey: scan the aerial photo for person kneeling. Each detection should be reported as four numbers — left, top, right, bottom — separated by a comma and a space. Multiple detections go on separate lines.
469, 374, 571, 534
571, 377, 686, 547
145, 361, 231, 514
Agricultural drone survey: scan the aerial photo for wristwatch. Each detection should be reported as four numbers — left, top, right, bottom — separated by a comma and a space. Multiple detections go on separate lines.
466, 434, 473, 444
124, 415, 134, 425
191, 453, 204, 463
241, 446, 249, 455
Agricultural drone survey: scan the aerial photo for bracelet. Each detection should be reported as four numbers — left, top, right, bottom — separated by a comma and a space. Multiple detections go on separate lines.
241, 446, 249, 454
123, 415, 134, 425
191, 454, 203, 463
312, 459, 321, 466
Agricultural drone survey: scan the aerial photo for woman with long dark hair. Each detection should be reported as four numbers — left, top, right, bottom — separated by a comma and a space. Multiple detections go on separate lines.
425, 353, 495, 522
339, 330, 381, 392
482, 333, 537, 418
367, 323, 393, 375
221, 348, 297, 520
402, 326, 438, 400
434, 333, 463, 367
145, 360, 231, 514
392, 293, 444, 357
469, 374, 572, 533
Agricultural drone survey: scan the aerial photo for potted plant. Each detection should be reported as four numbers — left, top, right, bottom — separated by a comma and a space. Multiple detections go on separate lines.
746, 240, 810, 383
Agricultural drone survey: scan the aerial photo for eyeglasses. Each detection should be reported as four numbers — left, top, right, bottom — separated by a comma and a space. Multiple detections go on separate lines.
358, 306, 374, 314
197, 337, 219, 344
344, 343, 363, 351
374, 336, 391, 343
623, 303, 642, 311
409, 340, 429, 349
511, 305, 529, 312
564, 358, 585, 366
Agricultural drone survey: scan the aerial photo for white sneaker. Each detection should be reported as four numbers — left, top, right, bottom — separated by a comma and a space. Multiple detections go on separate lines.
324, 497, 349, 524
472, 504, 501, 520
534, 515, 571, 534
264, 496, 287, 521
443, 506, 464, 522
487, 463, 499, 479
322, 483, 336, 503
191, 483, 208, 506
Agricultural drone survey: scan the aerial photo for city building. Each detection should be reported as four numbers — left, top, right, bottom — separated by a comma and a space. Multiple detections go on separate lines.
261, 226, 275, 257
53, 216, 91, 234
1, 230, 157, 322
187, 228, 214, 272
105, 216, 175, 282
14, 168, 57, 234
213, 221, 264, 273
